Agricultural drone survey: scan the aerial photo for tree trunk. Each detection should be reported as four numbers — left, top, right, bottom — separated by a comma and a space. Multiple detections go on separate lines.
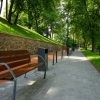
0, 0, 3, 14
49, 25, 53, 38
85, 44, 87, 50
28, 12, 33, 29
66, 7, 70, 46
8, 0, 14, 23
28, 24, 32, 29
6, 0, 8, 19
27, 1, 33, 29
34, 14, 38, 32
34, 8, 39, 33
83, 41, 87, 50
98, 47, 100, 55
14, 12, 19, 25
91, 32, 95, 52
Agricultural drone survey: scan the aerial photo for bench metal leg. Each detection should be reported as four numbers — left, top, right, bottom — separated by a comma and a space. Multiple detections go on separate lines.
24, 73, 28, 78
44, 69, 46, 79
44, 61, 47, 79
52, 50, 54, 65
12, 79, 17, 100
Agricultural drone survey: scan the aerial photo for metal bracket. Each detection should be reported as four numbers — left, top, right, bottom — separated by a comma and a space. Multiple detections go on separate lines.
32, 55, 47, 79
0, 63, 17, 100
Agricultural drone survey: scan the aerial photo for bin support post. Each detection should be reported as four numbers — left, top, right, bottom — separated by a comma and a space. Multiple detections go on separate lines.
61, 48, 63, 60
52, 50, 54, 65
56, 51, 57, 63
67, 47, 69, 56
44, 64, 46, 79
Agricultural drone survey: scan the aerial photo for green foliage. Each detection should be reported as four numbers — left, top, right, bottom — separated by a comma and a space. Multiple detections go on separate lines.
69, 0, 100, 51
0, 17, 62, 45
17, 13, 28, 27
1, 0, 100, 48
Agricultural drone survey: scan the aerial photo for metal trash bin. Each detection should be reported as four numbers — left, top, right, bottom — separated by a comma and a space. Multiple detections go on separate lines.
38, 48, 48, 71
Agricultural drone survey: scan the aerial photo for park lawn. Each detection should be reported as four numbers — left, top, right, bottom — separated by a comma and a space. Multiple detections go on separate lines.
0, 17, 62, 45
81, 49, 100, 72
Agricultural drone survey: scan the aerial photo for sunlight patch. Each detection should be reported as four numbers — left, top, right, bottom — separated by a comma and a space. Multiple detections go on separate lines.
64, 56, 87, 61
46, 87, 59, 96
27, 80, 36, 86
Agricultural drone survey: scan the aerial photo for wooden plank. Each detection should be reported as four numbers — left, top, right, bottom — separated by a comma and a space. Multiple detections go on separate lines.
0, 54, 30, 63
0, 63, 40, 80
0, 50, 29, 57
0, 59, 30, 71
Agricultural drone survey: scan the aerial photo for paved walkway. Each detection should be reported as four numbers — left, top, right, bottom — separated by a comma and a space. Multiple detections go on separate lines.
1, 50, 100, 100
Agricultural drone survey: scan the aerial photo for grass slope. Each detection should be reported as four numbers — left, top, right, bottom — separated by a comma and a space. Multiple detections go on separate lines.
0, 17, 62, 45
81, 48, 100, 72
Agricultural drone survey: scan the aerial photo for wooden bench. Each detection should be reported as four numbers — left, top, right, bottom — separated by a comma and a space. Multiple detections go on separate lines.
0, 50, 46, 100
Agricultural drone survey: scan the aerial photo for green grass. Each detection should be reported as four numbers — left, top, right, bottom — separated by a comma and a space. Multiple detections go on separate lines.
81, 48, 100, 71
0, 17, 62, 45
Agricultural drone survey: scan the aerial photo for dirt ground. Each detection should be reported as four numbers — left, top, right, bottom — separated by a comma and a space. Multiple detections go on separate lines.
31, 51, 62, 63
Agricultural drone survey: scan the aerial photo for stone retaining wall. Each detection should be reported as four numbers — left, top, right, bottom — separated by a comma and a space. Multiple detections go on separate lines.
0, 33, 64, 54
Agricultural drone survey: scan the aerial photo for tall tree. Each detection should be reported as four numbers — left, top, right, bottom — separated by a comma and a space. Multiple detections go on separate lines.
6, 0, 8, 19
8, 0, 15, 23
0, 0, 3, 14
13, 0, 25, 24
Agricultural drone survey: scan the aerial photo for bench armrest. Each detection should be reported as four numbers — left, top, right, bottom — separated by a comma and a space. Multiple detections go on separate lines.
32, 54, 47, 69
0, 63, 16, 80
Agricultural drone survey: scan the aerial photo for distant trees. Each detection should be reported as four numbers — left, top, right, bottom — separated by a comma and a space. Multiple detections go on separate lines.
54, 0, 100, 51
71, 0, 100, 52
1, 0, 100, 51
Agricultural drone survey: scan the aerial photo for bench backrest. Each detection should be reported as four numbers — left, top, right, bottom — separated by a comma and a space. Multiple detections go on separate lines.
0, 50, 30, 72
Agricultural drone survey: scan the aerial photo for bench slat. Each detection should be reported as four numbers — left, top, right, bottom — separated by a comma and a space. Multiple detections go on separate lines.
0, 54, 30, 63
0, 63, 40, 80
0, 59, 30, 71
0, 50, 28, 56
0, 50, 30, 72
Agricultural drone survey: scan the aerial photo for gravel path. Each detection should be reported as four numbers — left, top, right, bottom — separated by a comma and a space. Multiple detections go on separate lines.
1, 50, 100, 100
